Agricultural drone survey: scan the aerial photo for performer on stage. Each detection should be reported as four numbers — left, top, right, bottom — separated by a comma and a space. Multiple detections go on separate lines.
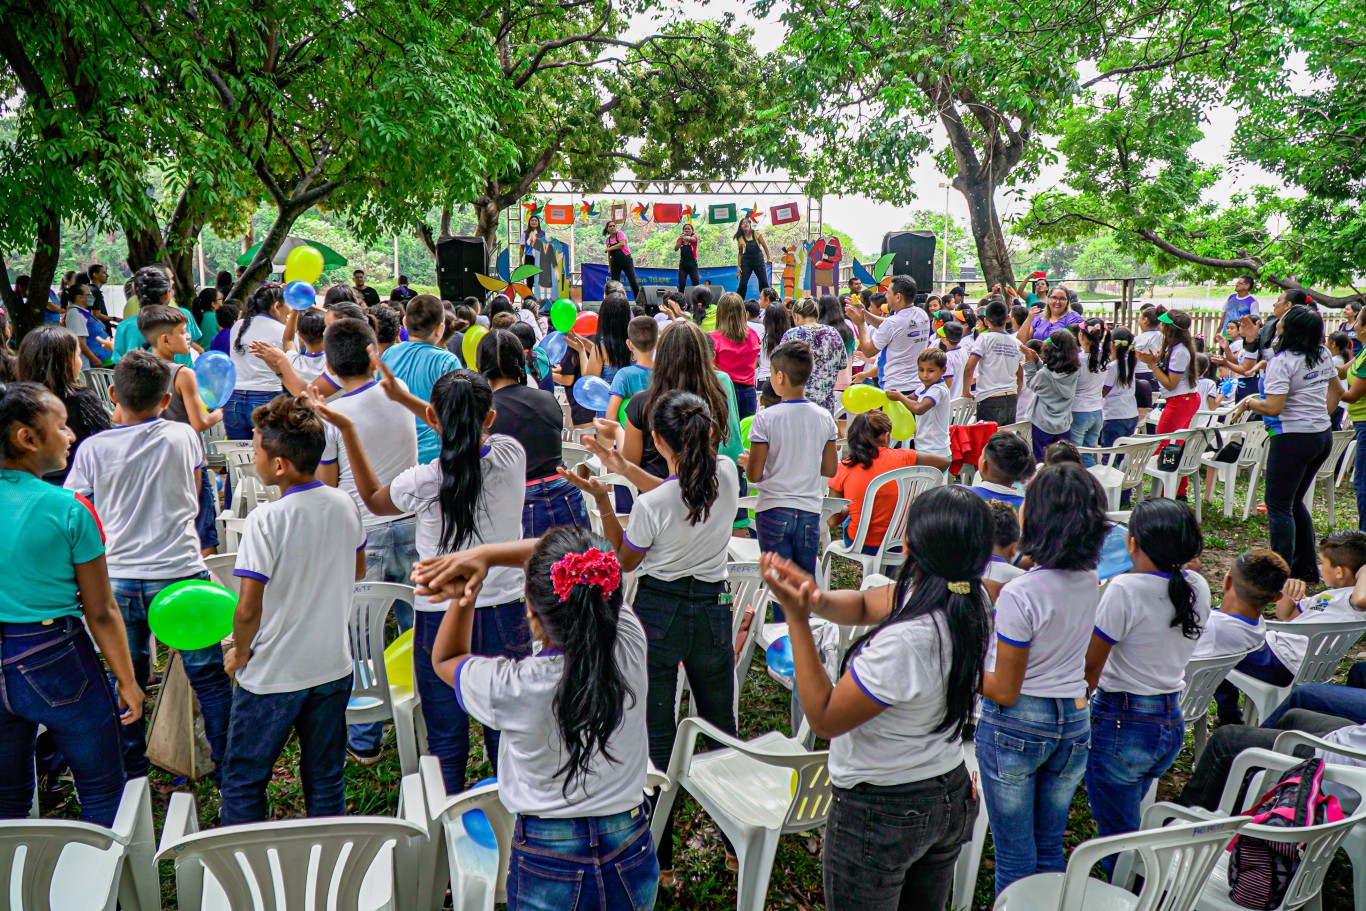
734, 218, 771, 294
676, 223, 702, 290
603, 220, 642, 299
522, 215, 545, 271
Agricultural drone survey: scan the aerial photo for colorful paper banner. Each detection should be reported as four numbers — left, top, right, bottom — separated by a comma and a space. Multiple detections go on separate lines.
770, 202, 800, 225
708, 203, 737, 224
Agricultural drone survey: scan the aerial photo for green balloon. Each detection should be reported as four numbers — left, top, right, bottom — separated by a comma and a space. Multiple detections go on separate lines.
148, 580, 237, 651
550, 298, 577, 334
739, 415, 755, 449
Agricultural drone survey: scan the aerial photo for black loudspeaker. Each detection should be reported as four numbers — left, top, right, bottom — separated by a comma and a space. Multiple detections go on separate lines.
435, 236, 487, 301
881, 231, 937, 291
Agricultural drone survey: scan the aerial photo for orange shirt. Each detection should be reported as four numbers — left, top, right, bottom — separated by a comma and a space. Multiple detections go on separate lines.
828, 448, 920, 547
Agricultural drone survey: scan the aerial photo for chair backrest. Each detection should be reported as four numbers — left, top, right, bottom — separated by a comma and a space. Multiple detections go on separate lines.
1265, 618, 1366, 687
1059, 817, 1250, 911
1233, 422, 1271, 468
204, 553, 239, 594
1180, 650, 1250, 726
997, 421, 1031, 444
1163, 427, 1210, 474
726, 562, 766, 637
783, 752, 834, 832
845, 465, 945, 558
1315, 429, 1356, 480
419, 757, 513, 901
82, 368, 115, 411
0, 820, 120, 911
560, 442, 593, 473
347, 583, 417, 721
949, 397, 976, 425
1110, 436, 1165, 488
157, 805, 424, 911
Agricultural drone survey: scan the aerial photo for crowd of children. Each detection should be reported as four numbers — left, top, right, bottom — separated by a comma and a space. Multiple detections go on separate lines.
6, 265, 1366, 911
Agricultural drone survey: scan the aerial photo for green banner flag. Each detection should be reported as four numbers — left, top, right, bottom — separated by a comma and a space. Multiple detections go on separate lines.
708, 203, 737, 224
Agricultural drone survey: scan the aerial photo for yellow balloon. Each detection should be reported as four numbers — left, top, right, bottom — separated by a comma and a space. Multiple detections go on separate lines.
284, 245, 324, 284
841, 383, 889, 414
462, 325, 488, 369
885, 400, 916, 441
384, 628, 414, 690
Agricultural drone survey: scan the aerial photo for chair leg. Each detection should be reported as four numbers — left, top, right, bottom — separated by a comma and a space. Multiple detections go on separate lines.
1243, 463, 1262, 519
1192, 717, 1208, 764
734, 827, 782, 911
1328, 483, 1337, 528
395, 700, 419, 777
952, 794, 990, 911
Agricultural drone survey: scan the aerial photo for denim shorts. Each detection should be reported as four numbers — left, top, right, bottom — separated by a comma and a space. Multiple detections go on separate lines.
507, 802, 658, 911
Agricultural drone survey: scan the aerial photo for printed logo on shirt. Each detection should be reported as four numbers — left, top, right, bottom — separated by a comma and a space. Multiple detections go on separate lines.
1305, 592, 1336, 613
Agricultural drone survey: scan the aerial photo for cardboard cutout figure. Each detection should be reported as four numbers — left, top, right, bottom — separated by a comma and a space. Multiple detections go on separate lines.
808, 236, 843, 298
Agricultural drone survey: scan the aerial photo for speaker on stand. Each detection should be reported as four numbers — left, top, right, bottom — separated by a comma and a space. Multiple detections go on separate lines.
881, 231, 937, 292
436, 236, 488, 301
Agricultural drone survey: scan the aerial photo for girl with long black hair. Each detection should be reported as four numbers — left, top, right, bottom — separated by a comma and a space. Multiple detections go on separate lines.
16, 325, 112, 484
310, 368, 528, 793
429, 525, 656, 911
733, 218, 772, 294
1070, 316, 1109, 462
1233, 304, 1345, 578
819, 292, 858, 393
225, 284, 288, 440
192, 286, 223, 343
1100, 327, 1138, 446
522, 214, 545, 272
1083, 498, 1208, 873
758, 300, 792, 389
1138, 308, 1201, 494
560, 390, 740, 882
675, 222, 702, 290
760, 485, 992, 911
603, 220, 641, 299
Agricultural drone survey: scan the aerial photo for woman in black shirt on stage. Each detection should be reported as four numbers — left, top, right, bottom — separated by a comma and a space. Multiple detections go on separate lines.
676, 223, 702, 290
734, 218, 772, 294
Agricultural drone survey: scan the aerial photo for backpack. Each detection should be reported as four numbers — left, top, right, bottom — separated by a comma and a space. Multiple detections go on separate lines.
1226, 757, 1344, 909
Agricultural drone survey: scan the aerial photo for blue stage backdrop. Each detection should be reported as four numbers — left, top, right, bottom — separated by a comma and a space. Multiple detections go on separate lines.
581, 262, 772, 301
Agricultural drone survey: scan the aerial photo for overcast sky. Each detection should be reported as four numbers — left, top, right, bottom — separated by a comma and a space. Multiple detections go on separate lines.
592, 0, 1284, 256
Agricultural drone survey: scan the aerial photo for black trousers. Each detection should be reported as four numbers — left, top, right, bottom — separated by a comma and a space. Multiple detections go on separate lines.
737, 251, 770, 294
677, 258, 702, 290
609, 251, 641, 298
1266, 429, 1333, 580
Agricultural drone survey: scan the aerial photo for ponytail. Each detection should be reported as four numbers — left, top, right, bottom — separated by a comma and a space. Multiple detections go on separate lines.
1111, 327, 1137, 387
0, 381, 59, 461
651, 390, 719, 525
431, 369, 494, 551
234, 285, 282, 355
525, 527, 635, 797
839, 487, 992, 740
843, 411, 890, 469
477, 328, 527, 384
1128, 498, 1204, 639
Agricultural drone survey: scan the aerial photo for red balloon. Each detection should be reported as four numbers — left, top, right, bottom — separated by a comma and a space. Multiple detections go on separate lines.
573, 311, 599, 335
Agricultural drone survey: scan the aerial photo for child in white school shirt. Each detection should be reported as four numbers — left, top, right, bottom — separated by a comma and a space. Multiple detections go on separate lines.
1214, 530, 1366, 725
962, 299, 1023, 427
982, 499, 1024, 604
888, 348, 951, 460
1083, 499, 1210, 872
1189, 548, 1288, 661
221, 395, 365, 825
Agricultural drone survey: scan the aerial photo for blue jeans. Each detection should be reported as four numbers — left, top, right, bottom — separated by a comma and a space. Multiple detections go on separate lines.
841, 519, 880, 556
1353, 422, 1366, 532
1214, 642, 1294, 723
734, 383, 757, 420
416, 601, 530, 794
112, 573, 233, 783
507, 804, 658, 911
756, 506, 820, 623
1031, 426, 1071, 462
348, 518, 419, 753
1100, 417, 1138, 448
1069, 410, 1104, 465
523, 476, 590, 538
220, 672, 352, 825
223, 389, 281, 440
976, 694, 1090, 894
1084, 691, 1184, 876
0, 617, 126, 825
1262, 676, 1366, 728
195, 465, 219, 550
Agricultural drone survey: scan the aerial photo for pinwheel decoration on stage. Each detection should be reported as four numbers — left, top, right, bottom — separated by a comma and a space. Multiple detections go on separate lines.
631, 202, 651, 224
681, 204, 698, 224
578, 201, 599, 224
522, 201, 544, 221
741, 202, 763, 225
476, 263, 541, 301
872, 253, 896, 291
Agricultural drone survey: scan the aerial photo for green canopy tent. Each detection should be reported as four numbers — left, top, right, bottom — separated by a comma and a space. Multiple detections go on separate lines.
235, 238, 348, 271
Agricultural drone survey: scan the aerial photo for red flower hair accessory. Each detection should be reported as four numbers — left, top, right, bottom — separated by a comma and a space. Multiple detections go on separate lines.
550, 548, 622, 602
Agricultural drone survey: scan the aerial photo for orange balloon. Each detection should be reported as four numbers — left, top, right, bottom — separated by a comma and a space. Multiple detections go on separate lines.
573, 311, 599, 335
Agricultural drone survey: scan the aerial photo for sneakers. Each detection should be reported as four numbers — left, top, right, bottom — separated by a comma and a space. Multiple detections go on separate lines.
347, 745, 383, 766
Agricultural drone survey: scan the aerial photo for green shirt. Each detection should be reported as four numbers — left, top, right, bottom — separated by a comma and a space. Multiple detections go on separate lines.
176, 307, 202, 368
0, 470, 105, 622
700, 306, 718, 333
1350, 349, 1366, 423
199, 310, 220, 344
111, 306, 202, 367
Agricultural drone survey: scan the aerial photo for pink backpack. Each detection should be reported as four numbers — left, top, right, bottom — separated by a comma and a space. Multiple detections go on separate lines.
1227, 757, 1344, 909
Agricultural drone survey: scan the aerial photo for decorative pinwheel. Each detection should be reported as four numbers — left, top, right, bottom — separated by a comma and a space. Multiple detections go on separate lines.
578, 201, 599, 224
522, 201, 544, 220
681, 204, 697, 224
741, 202, 763, 225
631, 202, 651, 224
872, 253, 896, 291
477, 263, 541, 301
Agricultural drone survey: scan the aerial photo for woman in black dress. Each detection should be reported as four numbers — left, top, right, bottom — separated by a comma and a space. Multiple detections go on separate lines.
676, 222, 702, 290
734, 218, 772, 295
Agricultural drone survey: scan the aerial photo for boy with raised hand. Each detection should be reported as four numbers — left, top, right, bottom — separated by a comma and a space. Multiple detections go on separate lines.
221, 395, 366, 825
314, 318, 420, 765
139, 305, 224, 554
64, 350, 234, 782
382, 294, 462, 463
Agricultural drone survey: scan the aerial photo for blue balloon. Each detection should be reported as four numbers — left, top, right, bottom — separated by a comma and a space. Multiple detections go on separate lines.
283, 280, 316, 311
193, 352, 236, 410
1220, 377, 1235, 396
766, 636, 794, 677
1098, 523, 1133, 581
462, 777, 498, 849
538, 330, 568, 365
573, 375, 612, 412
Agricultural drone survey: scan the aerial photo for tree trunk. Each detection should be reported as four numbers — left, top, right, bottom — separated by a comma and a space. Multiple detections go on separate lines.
7, 210, 62, 337
439, 205, 454, 241
227, 202, 303, 304
957, 177, 1015, 290
474, 196, 502, 256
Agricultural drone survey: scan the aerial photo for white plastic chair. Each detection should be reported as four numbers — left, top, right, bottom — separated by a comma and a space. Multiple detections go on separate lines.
817, 465, 943, 588
1080, 436, 1161, 512
1339, 438, 1356, 488
727, 496, 850, 566
1304, 429, 1356, 526
347, 582, 422, 775
1273, 729, 1366, 911
950, 397, 977, 426
1183, 649, 1254, 763
1199, 422, 1270, 518
952, 739, 990, 911
82, 368, 115, 413
203, 553, 239, 596
1224, 618, 1366, 725
155, 789, 427, 911
1141, 428, 1210, 520
0, 777, 160, 911
559, 441, 593, 473
418, 757, 510, 911
1135, 748, 1366, 911
994, 815, 1249, 911
725, 561, 768, 719
650, 716, 831, 911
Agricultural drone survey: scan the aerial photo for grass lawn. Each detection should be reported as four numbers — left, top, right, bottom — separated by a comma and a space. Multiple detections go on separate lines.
44, 467, 1364, 910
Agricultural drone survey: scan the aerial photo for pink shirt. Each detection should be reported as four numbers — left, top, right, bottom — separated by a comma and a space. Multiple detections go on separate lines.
710, 329, 761, 387
607, 231, 631, 257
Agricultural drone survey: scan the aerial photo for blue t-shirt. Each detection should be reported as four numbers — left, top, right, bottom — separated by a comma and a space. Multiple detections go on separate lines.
382, 341, 463, 462
0, 470, 105, 622
45, 290, 62, 322
1223, 293, 1258, 325
211, 328, 233, 356
610, 365, 652, 404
